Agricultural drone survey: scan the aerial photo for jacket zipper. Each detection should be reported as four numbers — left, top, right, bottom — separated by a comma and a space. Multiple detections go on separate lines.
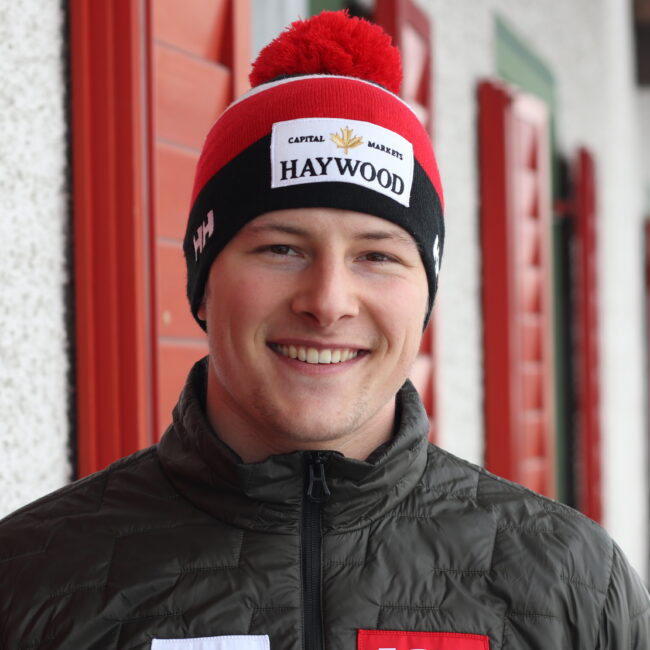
302, 451, 331, 650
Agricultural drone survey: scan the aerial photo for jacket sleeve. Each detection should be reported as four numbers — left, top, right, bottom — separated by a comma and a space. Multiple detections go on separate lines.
596, 542, 650, 648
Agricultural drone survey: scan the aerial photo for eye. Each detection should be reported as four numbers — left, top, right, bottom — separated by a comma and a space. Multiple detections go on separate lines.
359, 251, 399, 263
259, 244, 300, 257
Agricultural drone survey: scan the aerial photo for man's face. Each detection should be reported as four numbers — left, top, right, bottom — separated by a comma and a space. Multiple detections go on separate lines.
199, 207, 429, 460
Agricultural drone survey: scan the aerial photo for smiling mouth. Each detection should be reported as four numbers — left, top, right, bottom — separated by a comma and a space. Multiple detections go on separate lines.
269, 343, 364, 364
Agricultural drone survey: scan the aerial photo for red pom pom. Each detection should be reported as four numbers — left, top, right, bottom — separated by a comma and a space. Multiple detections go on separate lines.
249, 10, 402, 94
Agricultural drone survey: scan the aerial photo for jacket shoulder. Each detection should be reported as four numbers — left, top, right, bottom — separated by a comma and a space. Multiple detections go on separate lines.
416, 445, 649, 645
597, 541, 650, 646
427, 444, 615, 585
0, 446, 182, 572
0, 446, 157, 526
0, 446, 192, 645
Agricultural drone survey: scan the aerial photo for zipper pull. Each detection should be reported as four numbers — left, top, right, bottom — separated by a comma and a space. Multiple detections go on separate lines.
306, 453, 331, 504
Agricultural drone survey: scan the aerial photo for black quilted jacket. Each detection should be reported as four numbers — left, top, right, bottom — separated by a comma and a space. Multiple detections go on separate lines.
1, 359, 649, 649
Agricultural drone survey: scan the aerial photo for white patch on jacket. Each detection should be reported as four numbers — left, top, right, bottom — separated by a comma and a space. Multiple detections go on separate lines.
151, 635, 270, 650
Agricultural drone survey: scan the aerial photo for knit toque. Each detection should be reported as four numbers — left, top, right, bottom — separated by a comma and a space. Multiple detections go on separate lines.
184, 10, 444, 329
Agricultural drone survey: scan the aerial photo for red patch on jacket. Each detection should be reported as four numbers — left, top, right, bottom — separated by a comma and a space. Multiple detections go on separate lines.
358, 629, 490, 650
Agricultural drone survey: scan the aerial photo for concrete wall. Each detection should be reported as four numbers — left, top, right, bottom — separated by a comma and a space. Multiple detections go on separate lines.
0, 1, 70, 516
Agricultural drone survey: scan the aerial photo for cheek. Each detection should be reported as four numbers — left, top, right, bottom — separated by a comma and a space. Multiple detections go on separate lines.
206, 272, 287, 336
373, 280, 428, 353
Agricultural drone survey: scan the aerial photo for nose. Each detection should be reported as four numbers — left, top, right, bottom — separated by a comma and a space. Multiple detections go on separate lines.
291, 257, 359, 327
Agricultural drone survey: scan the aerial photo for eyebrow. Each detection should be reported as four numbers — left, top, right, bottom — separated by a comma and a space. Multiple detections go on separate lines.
352, 230, 417, 247
245, 223, 308, 237
245, 222, 418, 248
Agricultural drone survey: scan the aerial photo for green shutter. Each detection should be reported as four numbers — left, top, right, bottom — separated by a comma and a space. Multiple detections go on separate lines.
309, 0, 345, 14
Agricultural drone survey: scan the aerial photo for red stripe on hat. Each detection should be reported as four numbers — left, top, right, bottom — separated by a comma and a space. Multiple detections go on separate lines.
190, 76, 443, 210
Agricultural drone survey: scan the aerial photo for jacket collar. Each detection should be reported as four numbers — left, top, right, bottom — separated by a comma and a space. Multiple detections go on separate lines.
158, 357, 431, 533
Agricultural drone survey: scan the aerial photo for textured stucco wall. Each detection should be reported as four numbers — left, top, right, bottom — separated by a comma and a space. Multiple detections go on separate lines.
640, 88, 650, 215
598, 0, 648, 582
425, 0, 607, 463
252, 0, 308, 61
0, 1, 70, 516
422, 0, 648, 577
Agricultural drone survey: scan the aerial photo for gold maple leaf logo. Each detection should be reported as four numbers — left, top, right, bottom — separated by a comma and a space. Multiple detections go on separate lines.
330, 127, 363, 155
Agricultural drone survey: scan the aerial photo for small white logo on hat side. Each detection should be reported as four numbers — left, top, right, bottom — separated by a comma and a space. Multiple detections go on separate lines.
194, 209, 215, 261
433, 234, 440, 277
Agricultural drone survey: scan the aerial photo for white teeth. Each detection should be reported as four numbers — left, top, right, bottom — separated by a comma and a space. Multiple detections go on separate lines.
273, 344, 361, 364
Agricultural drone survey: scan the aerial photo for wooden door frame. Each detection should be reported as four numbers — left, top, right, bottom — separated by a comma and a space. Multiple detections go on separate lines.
69, 0, 155, 477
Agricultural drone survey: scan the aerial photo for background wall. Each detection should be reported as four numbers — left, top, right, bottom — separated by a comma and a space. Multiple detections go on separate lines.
0, 1, 71, 515
424, 0, 648, 577
427, 0, 610, 466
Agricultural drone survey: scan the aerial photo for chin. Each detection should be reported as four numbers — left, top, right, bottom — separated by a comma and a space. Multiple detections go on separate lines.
274, 416, 354, 446
260, 404, 368, 448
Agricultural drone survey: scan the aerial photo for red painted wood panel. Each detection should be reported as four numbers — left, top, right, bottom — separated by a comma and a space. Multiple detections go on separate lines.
573, 149, 602, 522
153, 0, 229, 59
156, 242, 205, 340
479, 80, 555, 497
157, 341, 208, 439
478, 80, 516, 480
154, 141, 198, 239
374, 0, 437, 441
522, 318, 542, 362
410, 324, 434, 415
521, 414, 544, 457
153, 43, 231, 148
151, 0, 250, 435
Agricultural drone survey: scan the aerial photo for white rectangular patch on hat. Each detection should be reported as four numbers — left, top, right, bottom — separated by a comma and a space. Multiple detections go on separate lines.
271, 117, 414, 207
151, 635, 270, 650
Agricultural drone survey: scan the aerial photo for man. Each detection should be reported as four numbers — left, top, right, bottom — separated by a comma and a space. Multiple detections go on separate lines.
1, 11, 649, 650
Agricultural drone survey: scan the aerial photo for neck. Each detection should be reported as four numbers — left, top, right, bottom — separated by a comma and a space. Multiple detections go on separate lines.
203, 361, 396, 463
